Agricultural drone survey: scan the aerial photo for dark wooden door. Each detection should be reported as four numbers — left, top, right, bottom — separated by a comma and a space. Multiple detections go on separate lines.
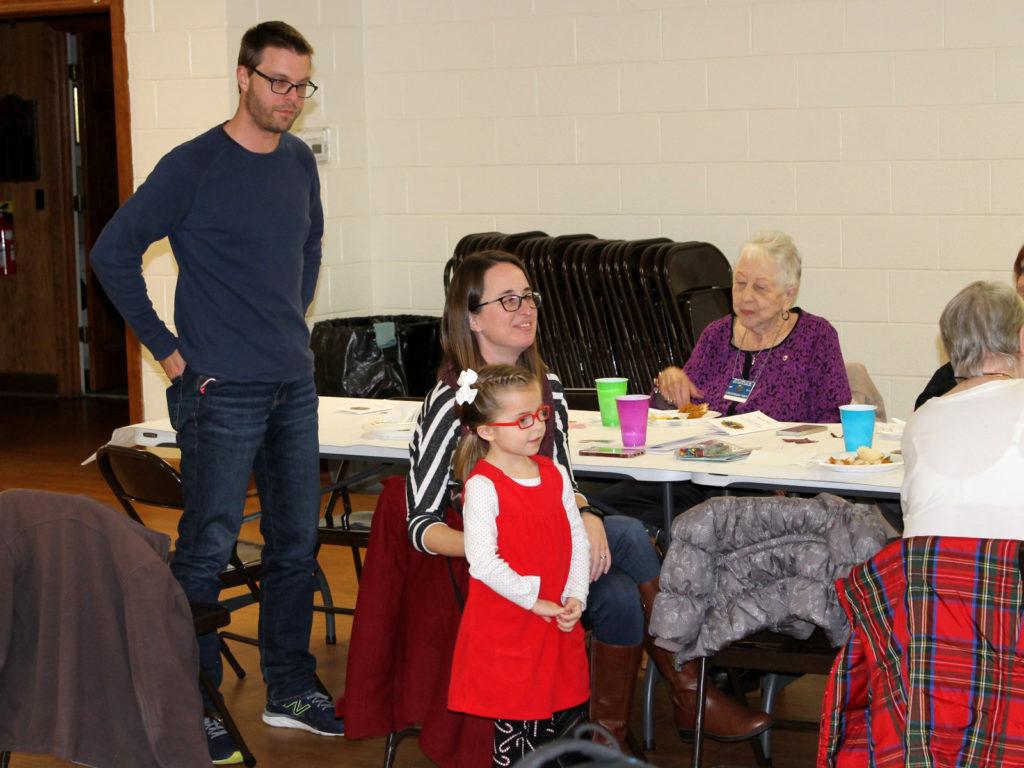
0, 20, 77, 395
77, 26, 126, 393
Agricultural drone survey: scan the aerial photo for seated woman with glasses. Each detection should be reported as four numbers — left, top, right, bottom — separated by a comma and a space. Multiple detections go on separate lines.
656, 229, 849, 422
405, 250, 770, 752
342, 252, 770, 766
593, 230, 851, 531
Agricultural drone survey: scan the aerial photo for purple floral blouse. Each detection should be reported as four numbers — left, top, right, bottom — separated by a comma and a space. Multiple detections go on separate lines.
682, 309, 850, 424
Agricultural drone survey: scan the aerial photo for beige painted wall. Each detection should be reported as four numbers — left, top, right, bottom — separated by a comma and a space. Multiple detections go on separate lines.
125, 0, 1024, 420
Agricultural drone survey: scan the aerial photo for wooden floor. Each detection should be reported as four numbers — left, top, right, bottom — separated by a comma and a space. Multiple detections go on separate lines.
0, 395, 824, 767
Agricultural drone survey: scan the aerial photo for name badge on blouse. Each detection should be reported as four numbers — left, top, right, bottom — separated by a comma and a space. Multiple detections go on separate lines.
724, 377, 755, 403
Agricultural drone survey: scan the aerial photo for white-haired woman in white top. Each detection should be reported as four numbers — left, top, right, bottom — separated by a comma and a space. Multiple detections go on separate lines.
902, 280, 1024, 539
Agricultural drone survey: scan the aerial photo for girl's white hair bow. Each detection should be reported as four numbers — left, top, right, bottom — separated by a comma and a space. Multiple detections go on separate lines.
455, 369, 479, 405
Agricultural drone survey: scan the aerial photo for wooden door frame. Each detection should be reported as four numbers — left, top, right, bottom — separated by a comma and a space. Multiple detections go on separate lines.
0, 0, 140, 420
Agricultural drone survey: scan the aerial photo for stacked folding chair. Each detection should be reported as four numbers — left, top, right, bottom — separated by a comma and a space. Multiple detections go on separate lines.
446, 232, 734, 388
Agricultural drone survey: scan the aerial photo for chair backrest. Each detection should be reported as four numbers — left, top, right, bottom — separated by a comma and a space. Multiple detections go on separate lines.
845, 361, 887, 422
0, 489, 207, 766
563, 387, 600, 411
678, 286, 732, 353
95, 445, 184, 525
96, 446, 263, 602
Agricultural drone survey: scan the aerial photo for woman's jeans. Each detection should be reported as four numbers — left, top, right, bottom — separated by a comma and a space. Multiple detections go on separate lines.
585, 515, 661, 646
167, 369, 321, 703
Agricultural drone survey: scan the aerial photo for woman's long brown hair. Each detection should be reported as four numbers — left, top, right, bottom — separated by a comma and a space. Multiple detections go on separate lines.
440, 251, 545, 377
453, 365, 540, 482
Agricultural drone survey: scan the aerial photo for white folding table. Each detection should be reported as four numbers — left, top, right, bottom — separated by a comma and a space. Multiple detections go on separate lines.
108, 396, 902, 536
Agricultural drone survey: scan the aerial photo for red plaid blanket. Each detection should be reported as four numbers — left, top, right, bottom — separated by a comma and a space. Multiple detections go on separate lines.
818, 537, 1024, 768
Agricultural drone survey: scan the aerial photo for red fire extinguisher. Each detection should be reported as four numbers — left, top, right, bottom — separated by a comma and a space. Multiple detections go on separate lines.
0, 206, 15, 277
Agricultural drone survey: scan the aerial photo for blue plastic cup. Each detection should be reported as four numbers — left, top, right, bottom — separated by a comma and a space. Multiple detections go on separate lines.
840, 404, 876, 452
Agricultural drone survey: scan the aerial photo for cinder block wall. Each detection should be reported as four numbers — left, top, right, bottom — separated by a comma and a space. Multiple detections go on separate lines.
125, 0, 1024, 420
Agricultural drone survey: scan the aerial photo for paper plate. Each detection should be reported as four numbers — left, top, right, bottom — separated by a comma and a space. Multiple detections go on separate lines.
649, 409, 721, 425
812, 452, 904, 473
363, 423, 417, 440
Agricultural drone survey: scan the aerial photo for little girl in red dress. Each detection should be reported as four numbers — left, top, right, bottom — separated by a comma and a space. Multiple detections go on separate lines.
447, 364, 590, 767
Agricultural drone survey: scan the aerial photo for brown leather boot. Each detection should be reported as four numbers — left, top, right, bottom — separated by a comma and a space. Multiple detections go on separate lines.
637, 578, 772, 742
589, 639, 644, 751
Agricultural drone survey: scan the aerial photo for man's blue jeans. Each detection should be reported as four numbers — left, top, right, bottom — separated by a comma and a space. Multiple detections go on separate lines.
167, 369, 320, 703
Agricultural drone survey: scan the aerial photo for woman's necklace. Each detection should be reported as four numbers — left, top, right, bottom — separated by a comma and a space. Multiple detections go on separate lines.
953, 371, 1014, 382
724, 315, 788, 404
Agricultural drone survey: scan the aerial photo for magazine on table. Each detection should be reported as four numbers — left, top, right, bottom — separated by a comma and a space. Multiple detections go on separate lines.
706, 411, 782, 436
644, 411, 781, 454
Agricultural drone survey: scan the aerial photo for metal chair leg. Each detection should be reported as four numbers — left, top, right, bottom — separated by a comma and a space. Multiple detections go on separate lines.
1, 750, 10, 767
314, 562, 337, 644
691, 657, 708, 768
220, 635, 247, 678
352, 546, 364, 580
383, 726, 421, 768
200, 667, 256, 767
758, 673, 797, 760
642, 659, 658, 750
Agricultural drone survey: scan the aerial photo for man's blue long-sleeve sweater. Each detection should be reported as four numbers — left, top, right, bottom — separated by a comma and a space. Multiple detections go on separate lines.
91, 124, 323, 383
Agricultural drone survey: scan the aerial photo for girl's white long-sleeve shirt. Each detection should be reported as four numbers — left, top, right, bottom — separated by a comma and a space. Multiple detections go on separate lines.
462, 463, 590, 611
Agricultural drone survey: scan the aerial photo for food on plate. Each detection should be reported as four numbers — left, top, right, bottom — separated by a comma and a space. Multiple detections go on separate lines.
678, 402, 709, 419
828, 446, 893, 466
677, 439, 751, 461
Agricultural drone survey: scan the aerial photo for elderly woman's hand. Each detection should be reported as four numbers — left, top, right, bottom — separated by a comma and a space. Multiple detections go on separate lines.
656, 366, 703, 407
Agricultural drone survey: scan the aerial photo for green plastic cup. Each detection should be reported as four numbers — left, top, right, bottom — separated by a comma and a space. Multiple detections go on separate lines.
595, 377, 629, 427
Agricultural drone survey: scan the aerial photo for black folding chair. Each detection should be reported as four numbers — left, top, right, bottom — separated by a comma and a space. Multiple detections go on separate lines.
544, 234, 596, 386
312, 460, 388, 644
95, 445, 335, 672
499, 229, 547, 253
690, 630, 837, 768
579, 239, 624, 378
605, 240, 658, 388
679, 286, 733, 351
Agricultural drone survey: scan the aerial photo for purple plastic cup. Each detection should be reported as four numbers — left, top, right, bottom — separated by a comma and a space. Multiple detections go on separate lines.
616, 395, 651, 448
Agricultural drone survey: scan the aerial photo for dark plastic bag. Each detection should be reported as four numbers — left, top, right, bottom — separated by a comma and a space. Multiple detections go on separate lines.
311, 315, 441, 398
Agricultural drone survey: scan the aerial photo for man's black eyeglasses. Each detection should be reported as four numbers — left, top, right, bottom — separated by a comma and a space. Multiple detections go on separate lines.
473, 292, 543, 312
251, 68, 319, 98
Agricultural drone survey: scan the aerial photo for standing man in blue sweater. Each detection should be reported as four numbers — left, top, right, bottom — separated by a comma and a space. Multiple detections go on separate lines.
91, 21, 343, 764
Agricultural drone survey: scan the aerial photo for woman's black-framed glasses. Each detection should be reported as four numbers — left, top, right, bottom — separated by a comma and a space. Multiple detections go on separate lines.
486, 404, 551, 430
473, 291, 542, 312
251, 67, 319, 98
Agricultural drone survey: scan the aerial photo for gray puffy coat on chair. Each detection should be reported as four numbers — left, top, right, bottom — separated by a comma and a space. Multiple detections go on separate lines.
649, 493, 888, 668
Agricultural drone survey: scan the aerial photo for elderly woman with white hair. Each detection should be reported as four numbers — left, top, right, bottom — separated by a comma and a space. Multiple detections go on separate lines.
657, 230, 851, 422
591, 231, 851, 533
901, 281, 1024, 539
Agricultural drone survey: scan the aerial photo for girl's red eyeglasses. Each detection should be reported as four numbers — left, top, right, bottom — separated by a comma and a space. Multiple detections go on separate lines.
486, 404, 551, 429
